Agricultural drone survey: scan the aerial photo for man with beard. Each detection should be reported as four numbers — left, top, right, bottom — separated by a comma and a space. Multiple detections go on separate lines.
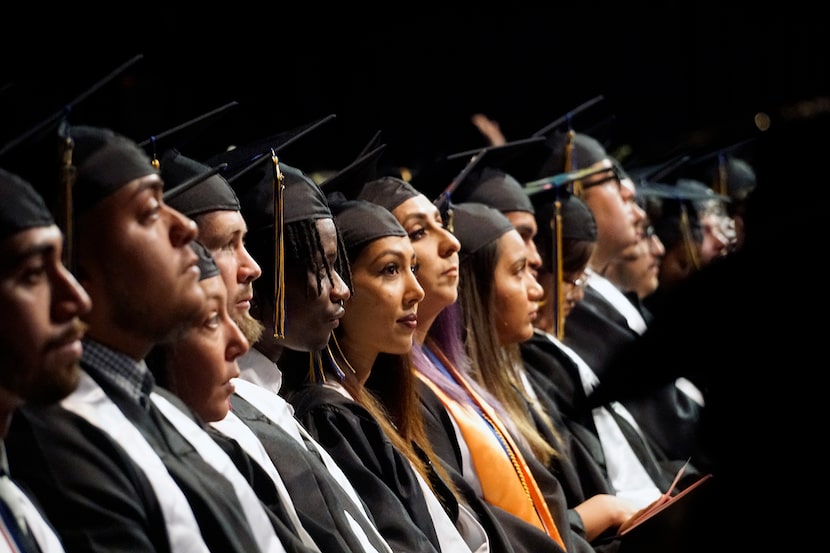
6, 125, 304, 553
0, 167, 92, 552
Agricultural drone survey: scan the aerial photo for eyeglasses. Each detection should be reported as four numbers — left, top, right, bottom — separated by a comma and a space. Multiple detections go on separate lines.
563, 273, 588, 289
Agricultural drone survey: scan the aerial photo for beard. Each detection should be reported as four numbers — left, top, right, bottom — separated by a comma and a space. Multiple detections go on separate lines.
236, 311, 265, 344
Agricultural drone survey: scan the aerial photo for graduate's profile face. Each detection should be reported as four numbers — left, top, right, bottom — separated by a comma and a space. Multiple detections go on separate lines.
168, 275, 247, 422
196, 210, 264, 344
582, 165, 643, 255
76, 177, 205, 352
605, 224, 664, 299
0, 225, 91, 407
340, 235, 424, 361
283, 218, 349, 352
492, 230, 543, 345
391, 195, 459, 325
504, 210, 542, 277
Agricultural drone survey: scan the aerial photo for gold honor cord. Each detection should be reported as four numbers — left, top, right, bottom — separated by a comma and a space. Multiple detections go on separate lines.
272, 151, 286, 339
553, 200, 565, 340
58, 134, 76, 268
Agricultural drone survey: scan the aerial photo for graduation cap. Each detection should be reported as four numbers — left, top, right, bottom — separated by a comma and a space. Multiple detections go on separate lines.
68, 124, 158, 213
444, 135, 550, 187
522, 95, 609, 180
434, 136, 549, 217
404, 147, 488, 232
206, 113, 337, 182
524, 162, 619, 199
318, 143, 388, 201
51, 123, 157, 269
0, 167, 54, 241
682, 137, 758, 202
328, 195, 407, 256
0, 54, 144, 159
160, 149, 236, 215
638, 178, 730, 270
138, 101, 239, 170
531, 95, 606, 139
231, 115, 335, 340
0, 55, 146, 266
525, 171, 597, 339
450, 202, 515, 262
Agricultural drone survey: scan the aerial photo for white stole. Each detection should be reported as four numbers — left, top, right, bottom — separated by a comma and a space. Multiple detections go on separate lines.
61, 372, 210, 553
228, 378, 391, 553
150, 393, 294, 553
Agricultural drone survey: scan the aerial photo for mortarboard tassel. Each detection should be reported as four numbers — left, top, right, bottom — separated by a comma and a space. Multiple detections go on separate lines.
434, 147, 487, 232
138, 101, 239, 171
271, 150, 286, 339
149, 136, 160, 170
57, 122, 75, 269
552, 199, 565, 340
564, 130, 581, 196
679, 204, 701, 272
714, 151, 728, 196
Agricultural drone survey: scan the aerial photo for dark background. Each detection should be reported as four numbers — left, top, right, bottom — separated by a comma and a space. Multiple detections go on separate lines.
2, 7, 828, 176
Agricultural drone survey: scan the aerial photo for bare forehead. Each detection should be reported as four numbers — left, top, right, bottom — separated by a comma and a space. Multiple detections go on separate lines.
196, 210, 248, 240
393, 194, 436, 221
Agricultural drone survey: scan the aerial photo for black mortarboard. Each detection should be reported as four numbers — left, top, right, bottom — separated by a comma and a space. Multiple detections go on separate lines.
0, 54, 144, 160
451, 202, 515, 262
69, 124, 158, 215
191, 240, 220, 281
439, 136, 549, 215
0, 167, 54, 241
710, 156, 756, 202
524, 163, 618, 199
525, 173, 598, 339
160, 149, 239, 216
530, 95, 606, 139
328, 196, 407, 254
444, 135, 550, 187
283, 164, 331, 224
318, 143, 387, 201
358, 176, 422, 213
408, 147, 486, 206
525, 95, 608, 180
638, 178, 728, 269
454, 167, 534, 214
236, 158, 332, 340
138, 101, 239, 170
206, 113, 337, 182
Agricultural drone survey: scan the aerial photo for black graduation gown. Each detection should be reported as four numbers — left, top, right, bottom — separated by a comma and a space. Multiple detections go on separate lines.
224, 392, 391, 553
285, 383, 442, 553
416, 380, 596, 553
563, 285, 639, 381
563, 286, 704, 476
5, 371, 302, 553
520, 331, 682, 493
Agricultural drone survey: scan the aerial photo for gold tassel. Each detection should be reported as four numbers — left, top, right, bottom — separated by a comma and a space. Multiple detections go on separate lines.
679, 205, 701, 272
714, 153, 728, 196
58, 134, 76, 269
552, 199, 565, 340
272, 150, 286, 339
564, 130, 584, 196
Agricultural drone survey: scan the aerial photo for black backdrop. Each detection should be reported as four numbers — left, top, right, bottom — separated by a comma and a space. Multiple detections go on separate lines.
2, 7, 828, 175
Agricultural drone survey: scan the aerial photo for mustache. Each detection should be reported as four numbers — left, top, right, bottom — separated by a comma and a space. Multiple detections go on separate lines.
47, 319, 89, 349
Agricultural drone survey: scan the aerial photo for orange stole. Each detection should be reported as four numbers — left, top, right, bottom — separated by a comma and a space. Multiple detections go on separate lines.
417, 347, 566, 550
